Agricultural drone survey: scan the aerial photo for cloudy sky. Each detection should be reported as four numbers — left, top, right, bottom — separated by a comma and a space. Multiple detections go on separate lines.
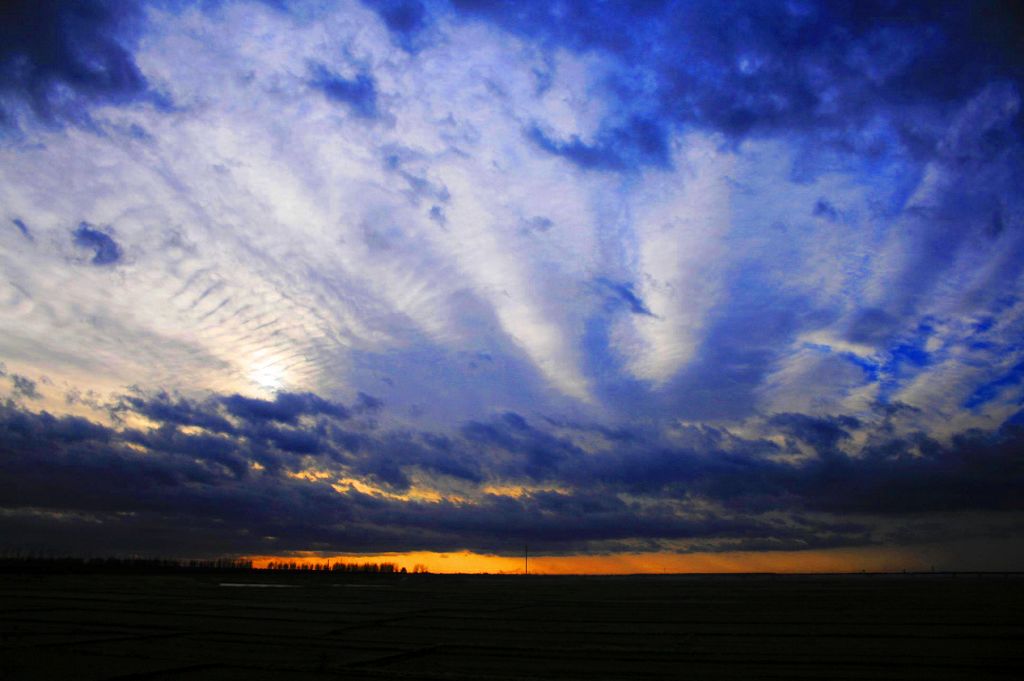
1, 0, 1022, 572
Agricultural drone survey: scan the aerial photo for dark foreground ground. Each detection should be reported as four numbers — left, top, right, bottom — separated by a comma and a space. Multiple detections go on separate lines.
1, 572, 1022, 680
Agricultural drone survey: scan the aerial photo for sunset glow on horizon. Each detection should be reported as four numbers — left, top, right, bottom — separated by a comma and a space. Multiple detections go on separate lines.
247, 547, 941, 575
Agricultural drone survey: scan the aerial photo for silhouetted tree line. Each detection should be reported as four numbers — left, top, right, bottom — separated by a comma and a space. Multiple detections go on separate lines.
0, 553, 252, 574
0, 553, 432, 575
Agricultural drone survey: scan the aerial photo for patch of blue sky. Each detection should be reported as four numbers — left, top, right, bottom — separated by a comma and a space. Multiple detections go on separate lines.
972, 317, 996, 334
964, 359, 1024, 411
579, 313, 651, 414
1004, 409, 1024, 427
844, 352, 882, 384
801, 341, 880, 384
799, 319, 949, 404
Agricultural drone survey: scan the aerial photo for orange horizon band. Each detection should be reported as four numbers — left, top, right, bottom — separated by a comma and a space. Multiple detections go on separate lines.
244, 547, 930, 575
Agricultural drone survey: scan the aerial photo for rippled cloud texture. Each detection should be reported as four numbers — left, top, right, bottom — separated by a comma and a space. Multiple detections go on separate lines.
1, 0, 1022, 569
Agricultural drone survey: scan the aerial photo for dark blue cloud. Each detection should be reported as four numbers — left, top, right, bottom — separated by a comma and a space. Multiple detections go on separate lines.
441, 0, 1024, 170
520, 216, 552, 234
768, 413, 860, 454
10, 218, 32, 240
463, 411, 580, 479
363, 0, 428, 51
261, 425, 323, 455
798, 426, 1024, 514
10, 375, 40, 400
0, 394, 1021, 556
123, 424, 249, 479
571, 419, 1024, 517
526, 116, 670, 171
72, 222, 122, 266
122, 390, 358, 462
448, 406, 1024, 518
327, 425, 370, 455
812, 198, 840, 222
355, 391, 384, 411
596, 277, 654, 316
308, 62, 379, 119
222, 391, 350, 424
0, 0, 155, 127
2, 407, 110, 445
123, 392, 235, 434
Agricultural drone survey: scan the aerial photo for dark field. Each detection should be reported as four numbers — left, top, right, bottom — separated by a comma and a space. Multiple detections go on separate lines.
2, 572, 1022, 680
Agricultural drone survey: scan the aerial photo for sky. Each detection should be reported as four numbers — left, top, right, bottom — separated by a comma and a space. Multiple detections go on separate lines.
1, 0, 1023, 573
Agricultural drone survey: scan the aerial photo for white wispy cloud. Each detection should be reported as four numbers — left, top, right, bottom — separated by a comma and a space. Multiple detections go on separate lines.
1, 0, 1021, 436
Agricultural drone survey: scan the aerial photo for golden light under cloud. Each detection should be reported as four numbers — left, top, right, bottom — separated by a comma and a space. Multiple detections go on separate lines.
247, 547, 929, 575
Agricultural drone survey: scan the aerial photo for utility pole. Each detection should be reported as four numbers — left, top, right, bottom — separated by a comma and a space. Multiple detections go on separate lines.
524, 544, 528, 576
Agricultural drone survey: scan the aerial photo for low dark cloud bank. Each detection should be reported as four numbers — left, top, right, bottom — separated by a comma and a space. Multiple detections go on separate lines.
1, 389, 1021, 557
